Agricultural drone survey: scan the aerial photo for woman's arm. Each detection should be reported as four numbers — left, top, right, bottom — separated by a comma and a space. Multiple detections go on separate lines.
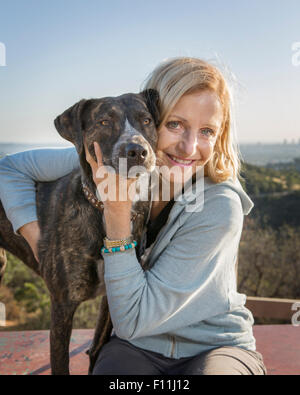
19, 221, 41, 262
103, 189, 244, 341
0, 147, 79, 234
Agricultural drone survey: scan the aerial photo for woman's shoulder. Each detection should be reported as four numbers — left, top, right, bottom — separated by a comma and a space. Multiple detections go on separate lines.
203, 176, 254, 216
176, 176, 252, 231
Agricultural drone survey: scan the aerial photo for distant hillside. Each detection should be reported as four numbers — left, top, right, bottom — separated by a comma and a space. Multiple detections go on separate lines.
249, 191, 300, 230
240, 162, 300, 195
240, 162, 300, 230
266, 157, 300, 172
239, 143, 300, 166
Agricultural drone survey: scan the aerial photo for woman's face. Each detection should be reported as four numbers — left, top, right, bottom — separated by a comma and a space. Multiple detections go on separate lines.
155, 89, 223, 184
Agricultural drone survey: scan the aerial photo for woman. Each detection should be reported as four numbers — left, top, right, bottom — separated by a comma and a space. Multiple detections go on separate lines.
0, 57, 266, 375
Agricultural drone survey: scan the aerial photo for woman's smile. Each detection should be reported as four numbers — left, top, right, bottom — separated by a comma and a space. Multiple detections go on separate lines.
165, 153, 196, 167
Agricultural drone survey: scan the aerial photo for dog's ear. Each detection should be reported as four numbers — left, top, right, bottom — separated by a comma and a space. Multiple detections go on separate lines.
140, 89, 160, 127
54, 99, 89, 155
54, 99, 94, 179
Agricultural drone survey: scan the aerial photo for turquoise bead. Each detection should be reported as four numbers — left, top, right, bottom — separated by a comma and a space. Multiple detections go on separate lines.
101, 241, 138, 254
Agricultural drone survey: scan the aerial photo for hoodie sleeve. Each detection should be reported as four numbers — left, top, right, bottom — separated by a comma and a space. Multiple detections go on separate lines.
103, 188, 244, 340
0, 147, 79, 233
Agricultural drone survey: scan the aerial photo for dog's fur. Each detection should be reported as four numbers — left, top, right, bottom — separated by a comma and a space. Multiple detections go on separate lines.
0, 90, 159, 374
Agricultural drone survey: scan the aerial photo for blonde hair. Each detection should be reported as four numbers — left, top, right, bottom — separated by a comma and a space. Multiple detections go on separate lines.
142, 57, 241, 183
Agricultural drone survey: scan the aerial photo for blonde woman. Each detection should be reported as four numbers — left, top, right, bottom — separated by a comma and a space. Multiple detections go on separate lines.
0, 57, 266, 375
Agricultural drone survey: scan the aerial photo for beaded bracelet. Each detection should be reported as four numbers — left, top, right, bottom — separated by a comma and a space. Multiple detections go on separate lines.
103, 236, 133, 249
101, 240, 137, 254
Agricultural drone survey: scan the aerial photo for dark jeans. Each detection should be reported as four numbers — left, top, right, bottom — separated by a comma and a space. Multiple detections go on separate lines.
92, 335, 267, 375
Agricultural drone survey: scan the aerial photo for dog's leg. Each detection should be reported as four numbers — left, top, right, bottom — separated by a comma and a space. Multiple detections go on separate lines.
50, 298, 79, 375
87, 296, 113, 375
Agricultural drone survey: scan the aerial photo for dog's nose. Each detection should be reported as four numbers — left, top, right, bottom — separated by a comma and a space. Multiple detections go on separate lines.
125, 143, 148, 162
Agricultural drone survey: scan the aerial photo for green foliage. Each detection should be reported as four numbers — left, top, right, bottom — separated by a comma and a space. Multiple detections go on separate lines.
73, 296, 102, 329
238, 217, 300, 300
1, 253, 51, 330
250, 191, 300, 230
4, 253, 47, 302
240, 162, 286, 195
1, 252, 101, 330
241, 160, 300, 195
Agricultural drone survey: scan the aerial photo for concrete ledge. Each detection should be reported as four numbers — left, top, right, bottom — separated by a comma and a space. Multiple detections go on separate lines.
246, 296, 300, 320
0, 326, 300, 375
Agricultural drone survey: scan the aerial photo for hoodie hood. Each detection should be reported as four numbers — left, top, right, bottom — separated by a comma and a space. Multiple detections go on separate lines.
177, 174, 254, 216
224, 177, 254, 215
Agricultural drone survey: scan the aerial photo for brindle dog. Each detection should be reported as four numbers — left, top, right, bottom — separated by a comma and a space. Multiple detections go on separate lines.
0, 90, 159, 375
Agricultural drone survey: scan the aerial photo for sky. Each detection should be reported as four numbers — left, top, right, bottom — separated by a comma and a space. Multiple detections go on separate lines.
0, 0, 299, 144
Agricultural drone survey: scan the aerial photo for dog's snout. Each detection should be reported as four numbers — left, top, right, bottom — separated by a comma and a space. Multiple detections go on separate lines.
125, 143, 148, 161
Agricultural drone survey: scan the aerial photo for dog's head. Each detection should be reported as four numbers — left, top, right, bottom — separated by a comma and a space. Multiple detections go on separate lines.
54, 90, 160, 179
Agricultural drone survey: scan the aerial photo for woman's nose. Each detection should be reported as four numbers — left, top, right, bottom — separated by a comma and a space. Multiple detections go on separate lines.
178, 130, 199, 157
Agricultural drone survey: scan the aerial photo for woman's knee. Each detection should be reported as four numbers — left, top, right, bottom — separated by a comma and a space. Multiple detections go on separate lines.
181, 347, 266, 375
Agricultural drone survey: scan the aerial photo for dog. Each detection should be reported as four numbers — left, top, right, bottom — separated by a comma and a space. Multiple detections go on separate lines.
0, 89, 159, 374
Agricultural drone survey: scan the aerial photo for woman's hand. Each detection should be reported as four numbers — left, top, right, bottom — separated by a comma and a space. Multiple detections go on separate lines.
19, 221, 41, 263
85, 142, 137, 239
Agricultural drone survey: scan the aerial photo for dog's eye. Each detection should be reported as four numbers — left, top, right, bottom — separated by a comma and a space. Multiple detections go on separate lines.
143, 118, 151, 125
98, 120, 110, 126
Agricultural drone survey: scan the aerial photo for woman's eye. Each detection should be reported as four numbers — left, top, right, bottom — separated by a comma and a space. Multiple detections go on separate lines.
166, 121, 181, 130
201, 128, 215, 137
143, 118, 151, 125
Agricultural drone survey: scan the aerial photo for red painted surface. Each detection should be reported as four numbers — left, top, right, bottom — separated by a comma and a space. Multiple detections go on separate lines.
0, 325, 299, 375
253, 325, 300, 375
0, 329, 93, 375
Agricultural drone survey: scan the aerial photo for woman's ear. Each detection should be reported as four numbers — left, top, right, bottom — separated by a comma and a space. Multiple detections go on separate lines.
140, 89, 160, 127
